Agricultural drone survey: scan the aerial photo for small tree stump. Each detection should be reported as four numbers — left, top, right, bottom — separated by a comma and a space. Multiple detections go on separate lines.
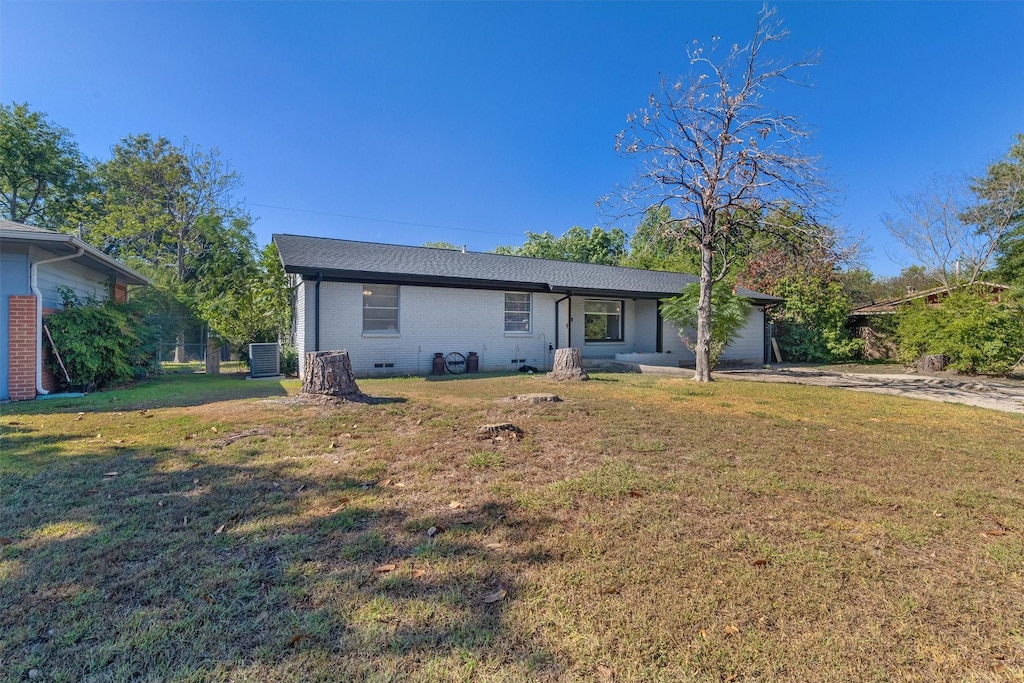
476, 423, 523, 440
918, 354, 948, 374
302, 350, 364, 397
548, 347, 589, 381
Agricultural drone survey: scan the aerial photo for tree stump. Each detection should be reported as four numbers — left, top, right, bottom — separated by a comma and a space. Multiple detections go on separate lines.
302, 350, 364, 397
547, 347, 589, 381
918, 354, 948, 374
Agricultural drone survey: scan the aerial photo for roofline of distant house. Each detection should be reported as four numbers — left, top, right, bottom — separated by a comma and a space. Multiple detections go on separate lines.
849, 281, 1012, 316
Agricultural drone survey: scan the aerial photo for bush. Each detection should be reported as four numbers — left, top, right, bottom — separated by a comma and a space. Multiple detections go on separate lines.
44, 289, 159, 391
280, 343, 298, 377
660, 283, 752, 369
896, 286, 1024, 375
773, 277, 862, 362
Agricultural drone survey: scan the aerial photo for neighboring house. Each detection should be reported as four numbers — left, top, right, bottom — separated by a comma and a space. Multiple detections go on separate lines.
0, 220, 148, 401
848, 282, 1013, 360
273, 234, 781, 378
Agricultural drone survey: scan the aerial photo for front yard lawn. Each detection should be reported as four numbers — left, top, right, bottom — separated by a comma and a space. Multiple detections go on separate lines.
1, 372, 1022, 681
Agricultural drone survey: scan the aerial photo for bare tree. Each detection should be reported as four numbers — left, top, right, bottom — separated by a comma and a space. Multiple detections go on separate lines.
883, 172, 1022, 289
610, 5, 829, 381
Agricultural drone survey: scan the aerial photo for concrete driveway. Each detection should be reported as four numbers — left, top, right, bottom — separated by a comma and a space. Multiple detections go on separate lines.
633, 363, 1024, 415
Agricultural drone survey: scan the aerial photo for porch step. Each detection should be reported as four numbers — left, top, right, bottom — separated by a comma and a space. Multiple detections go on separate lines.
581, 359, 640, 373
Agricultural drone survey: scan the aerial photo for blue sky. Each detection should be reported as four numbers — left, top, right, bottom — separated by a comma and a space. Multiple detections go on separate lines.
2, 1, 1022, 277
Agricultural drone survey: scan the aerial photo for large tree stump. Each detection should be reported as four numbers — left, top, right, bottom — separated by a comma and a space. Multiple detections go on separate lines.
302, 350, 364, 397
918, 354, 948, 374
547, 347, 589, 381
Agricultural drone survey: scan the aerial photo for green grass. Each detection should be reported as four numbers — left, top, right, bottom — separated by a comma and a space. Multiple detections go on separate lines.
2, 371, 1023, 681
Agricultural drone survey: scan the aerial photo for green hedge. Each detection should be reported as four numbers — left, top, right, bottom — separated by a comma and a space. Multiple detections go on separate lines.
44, 290, 159, 391
896, 286, 1024, 375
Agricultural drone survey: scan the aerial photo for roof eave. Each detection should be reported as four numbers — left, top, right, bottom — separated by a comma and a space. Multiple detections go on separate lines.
0, 229, 150, 285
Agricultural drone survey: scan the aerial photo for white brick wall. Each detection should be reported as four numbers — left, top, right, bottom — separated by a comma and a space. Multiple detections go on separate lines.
295, 280, 767, 377
298, 281, 559, 377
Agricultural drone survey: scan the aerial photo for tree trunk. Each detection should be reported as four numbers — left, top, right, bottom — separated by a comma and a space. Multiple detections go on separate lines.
547, 347, 589, 381
694, 241, 714, 382
301, 350, 363, 397
206, 335, 220, 375
174, 330, 186, 364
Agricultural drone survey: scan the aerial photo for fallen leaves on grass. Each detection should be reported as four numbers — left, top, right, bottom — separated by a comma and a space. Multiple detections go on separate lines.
448, 501, 465, 509
482, 587, 507, 604
484, 542, 504, 550
752, 558, 768, 567
75, 412, 84, 420
0, 537, 13, 546
214, 524, 226, 535
288, 633, 308, 648
201, 594, 216, 604
724, 624, 740, 636
328, 498, 351, 513
412, 569, 426, 578
375, 564, 397, 573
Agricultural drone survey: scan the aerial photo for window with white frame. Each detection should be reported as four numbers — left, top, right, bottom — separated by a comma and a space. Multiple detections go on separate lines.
584, 299, 623, 342
504, 292, 531, 333
362, 284, 399, 333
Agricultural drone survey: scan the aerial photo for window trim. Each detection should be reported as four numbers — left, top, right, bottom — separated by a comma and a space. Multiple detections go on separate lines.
503, 291, 532, 334
584, 298, 625, 343
362, 284, 400, 335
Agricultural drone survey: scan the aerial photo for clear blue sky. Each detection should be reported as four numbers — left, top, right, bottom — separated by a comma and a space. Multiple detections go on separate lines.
2, 1, 1022, 276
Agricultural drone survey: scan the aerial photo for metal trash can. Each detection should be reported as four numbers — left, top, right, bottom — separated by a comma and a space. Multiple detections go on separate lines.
466, 352, 479, 373
432, 352, 445, 375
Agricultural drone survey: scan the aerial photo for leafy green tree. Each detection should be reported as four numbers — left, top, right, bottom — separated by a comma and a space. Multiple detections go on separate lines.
194, 235, 292, 355
90, 134, 252, 363
91, 134, 248, 280
422, 241, 462, 250
981, 134, 1024, 287
495, 226, 627, 265
620, 206, 696, 272
896, 285, 1024, 375
0, 102, 92, 229
772, 277, 861, 362
612, 6, 830, 380
660, 283, 752, 368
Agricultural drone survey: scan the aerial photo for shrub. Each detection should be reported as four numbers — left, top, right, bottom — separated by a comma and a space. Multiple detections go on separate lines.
280, 343, 298, 377
661, 283, 752, 368
896, 286, 1024, 375
44, 289, 159, 391
773, 277, 862, 362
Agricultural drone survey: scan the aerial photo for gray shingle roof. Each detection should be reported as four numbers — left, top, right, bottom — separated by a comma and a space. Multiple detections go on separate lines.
273, 234, 779, 302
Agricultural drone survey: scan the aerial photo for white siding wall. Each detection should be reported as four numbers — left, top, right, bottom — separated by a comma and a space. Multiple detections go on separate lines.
34, 249, 110, 309
720, 306, 765, 362
294, 276, 307, 376
300, 280, 559, 377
